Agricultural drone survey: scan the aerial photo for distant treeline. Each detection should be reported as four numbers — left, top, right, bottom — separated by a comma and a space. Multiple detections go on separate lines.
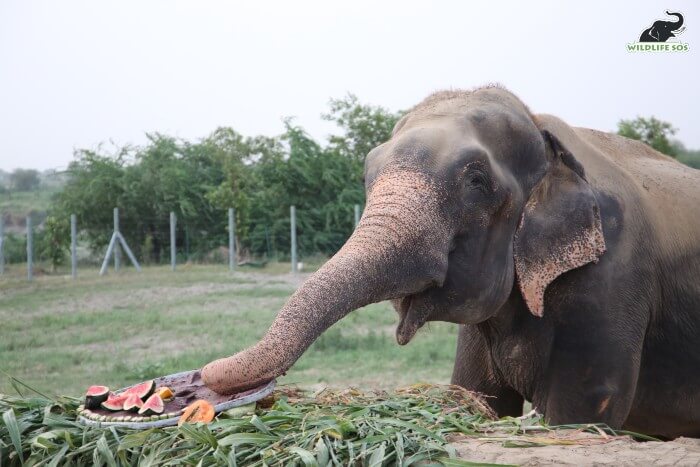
5, 96, 699, 268
50, 95, 400, 262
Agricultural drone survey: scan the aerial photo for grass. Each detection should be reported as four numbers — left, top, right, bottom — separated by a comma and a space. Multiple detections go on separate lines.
0, 265, 458, 397
0, 383, 522, 466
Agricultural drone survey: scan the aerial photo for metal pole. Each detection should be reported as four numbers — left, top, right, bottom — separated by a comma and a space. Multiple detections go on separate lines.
0, 214, 4, 275
354, 204, 360, 229
290, 205, 297, 274
26, 216, 33, 281
113, 207, 120, 272
228, 208, 235, 271
116, 232, 141, 272
99, 233, 118, 275
71, 214, 77, 279
170, 211, 176, 271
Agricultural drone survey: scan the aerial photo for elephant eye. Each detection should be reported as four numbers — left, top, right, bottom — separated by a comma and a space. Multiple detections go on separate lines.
467, 169, 490, 193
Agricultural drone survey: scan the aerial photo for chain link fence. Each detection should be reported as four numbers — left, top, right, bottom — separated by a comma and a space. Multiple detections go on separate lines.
0, 203, 363, 280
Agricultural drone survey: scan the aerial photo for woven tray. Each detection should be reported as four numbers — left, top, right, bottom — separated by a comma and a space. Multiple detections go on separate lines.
77, 370, 275, 429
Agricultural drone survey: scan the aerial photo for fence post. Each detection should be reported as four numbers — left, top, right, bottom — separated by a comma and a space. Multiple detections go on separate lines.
228, 208, 236, 272
71, 214, 77, 279
0, 214, 4, 275
354, 204, 360, 229
113, 207, 120, 272
290, 205, 297, 274
170, 211, 176, 271
26, 216, 33, 281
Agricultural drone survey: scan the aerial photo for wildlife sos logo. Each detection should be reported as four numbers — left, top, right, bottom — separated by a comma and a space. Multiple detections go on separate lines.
627, 10, 689, 52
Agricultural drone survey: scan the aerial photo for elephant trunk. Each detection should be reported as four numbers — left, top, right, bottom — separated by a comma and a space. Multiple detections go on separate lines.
666, 11, 684, 30
202, 170, 452, 394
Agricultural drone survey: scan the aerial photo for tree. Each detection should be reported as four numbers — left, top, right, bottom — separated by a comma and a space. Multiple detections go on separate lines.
40, 216, 70, 272
617, 117, 678, 157
48, 94, 403, 262
10, 168, 41, 191
672, 140, 700, 169
324, 94, 402, 164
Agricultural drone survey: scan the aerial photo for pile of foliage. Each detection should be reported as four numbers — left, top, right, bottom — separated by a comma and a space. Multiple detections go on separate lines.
49, 96, 400, 264
0, 381, 647, 466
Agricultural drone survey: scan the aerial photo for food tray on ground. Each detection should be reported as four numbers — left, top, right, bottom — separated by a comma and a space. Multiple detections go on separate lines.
77, 369, 275, 429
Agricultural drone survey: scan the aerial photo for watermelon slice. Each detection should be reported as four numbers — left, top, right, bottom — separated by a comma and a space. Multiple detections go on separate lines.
124, 380, 155, 401
123, 393, 144, 412
84, 385, 109, 409
101, 392, 129, 411
138, 394, 164, 416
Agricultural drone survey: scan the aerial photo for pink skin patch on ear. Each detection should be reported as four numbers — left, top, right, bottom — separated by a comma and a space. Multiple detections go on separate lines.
515, 216, 605, 317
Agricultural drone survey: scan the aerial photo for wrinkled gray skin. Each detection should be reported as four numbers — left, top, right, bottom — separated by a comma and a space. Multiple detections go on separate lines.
203, 86, 700, 438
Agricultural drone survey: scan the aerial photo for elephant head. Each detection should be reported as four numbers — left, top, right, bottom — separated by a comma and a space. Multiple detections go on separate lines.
640, 11, 685, 42
202, 86, 606, 395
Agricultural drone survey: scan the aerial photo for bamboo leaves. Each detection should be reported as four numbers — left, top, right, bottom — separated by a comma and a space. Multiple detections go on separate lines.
0, 384, 550, 466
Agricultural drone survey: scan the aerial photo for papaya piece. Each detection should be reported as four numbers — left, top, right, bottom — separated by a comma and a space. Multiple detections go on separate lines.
178, 400, 215, 426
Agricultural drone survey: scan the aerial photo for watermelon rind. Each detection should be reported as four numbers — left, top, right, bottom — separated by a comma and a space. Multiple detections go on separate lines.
84, 385, 110, 409
124, 380, 155, 401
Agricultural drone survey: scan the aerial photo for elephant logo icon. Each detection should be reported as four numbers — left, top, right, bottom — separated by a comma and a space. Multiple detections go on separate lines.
639, 10, 685, 42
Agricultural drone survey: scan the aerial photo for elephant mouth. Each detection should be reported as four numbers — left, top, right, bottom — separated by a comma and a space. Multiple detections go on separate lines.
395, 239, 458, 345
395, 293, 432, 345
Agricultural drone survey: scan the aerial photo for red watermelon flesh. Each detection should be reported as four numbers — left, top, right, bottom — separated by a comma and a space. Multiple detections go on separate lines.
124, 380, 155, 401
101, 392, 129, 411
138, 394, 164, 415
123, 393, 143, 412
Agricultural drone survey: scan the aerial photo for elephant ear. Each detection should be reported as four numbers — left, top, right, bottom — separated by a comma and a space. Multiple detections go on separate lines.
513, 130, 606, 317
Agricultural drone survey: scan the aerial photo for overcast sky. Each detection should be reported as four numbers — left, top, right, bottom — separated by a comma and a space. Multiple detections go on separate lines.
1, 0, 698, 171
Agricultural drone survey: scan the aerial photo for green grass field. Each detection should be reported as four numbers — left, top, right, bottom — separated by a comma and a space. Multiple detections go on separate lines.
0, 264, 458, 397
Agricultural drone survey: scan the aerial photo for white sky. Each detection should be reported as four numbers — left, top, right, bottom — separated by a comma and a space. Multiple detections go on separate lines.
0, 0, 698, 171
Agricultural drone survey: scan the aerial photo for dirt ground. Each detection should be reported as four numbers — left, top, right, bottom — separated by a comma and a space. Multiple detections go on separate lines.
451, 432, 700, 466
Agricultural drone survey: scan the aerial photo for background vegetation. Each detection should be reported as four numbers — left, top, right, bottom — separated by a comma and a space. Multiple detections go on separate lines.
1, 97, 699, 272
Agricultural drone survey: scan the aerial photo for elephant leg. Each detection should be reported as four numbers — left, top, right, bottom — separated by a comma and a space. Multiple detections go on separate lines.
540, 308, 645, 428
451, 324, 524, 418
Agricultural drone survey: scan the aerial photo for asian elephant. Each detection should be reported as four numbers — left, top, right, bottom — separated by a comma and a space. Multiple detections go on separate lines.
639, 11, 685, 42
202, 86, 700, 438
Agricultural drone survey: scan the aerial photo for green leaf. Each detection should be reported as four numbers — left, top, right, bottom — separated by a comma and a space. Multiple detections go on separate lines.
250, 415, 272, 434
95, 435, 117, 467
2, 409, 24, 466
179, 424, 219, 448
118, 429, 154, 450
218, 432, 278, 447
288, 446, 319, 467
46, 443, 70, 467
315, 437, 329, 466
223, 402, 256, 418
367, 442, 386, 467
383, 418, 445, 442
394, 433, 404, 462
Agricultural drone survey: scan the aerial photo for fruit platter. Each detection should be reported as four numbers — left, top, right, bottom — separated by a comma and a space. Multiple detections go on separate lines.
76, 369, 275, 429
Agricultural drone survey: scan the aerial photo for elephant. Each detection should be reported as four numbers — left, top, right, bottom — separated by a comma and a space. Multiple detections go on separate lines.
201, 85, 700, 438
639, 11, 684, 42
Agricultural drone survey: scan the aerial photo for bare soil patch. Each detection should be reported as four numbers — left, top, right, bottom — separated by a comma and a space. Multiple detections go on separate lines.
451, 432, 700, 466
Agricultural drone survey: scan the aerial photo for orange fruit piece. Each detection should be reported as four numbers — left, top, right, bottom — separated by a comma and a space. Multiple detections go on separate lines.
157, 387, 175, 401
178, 400, 215, 426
